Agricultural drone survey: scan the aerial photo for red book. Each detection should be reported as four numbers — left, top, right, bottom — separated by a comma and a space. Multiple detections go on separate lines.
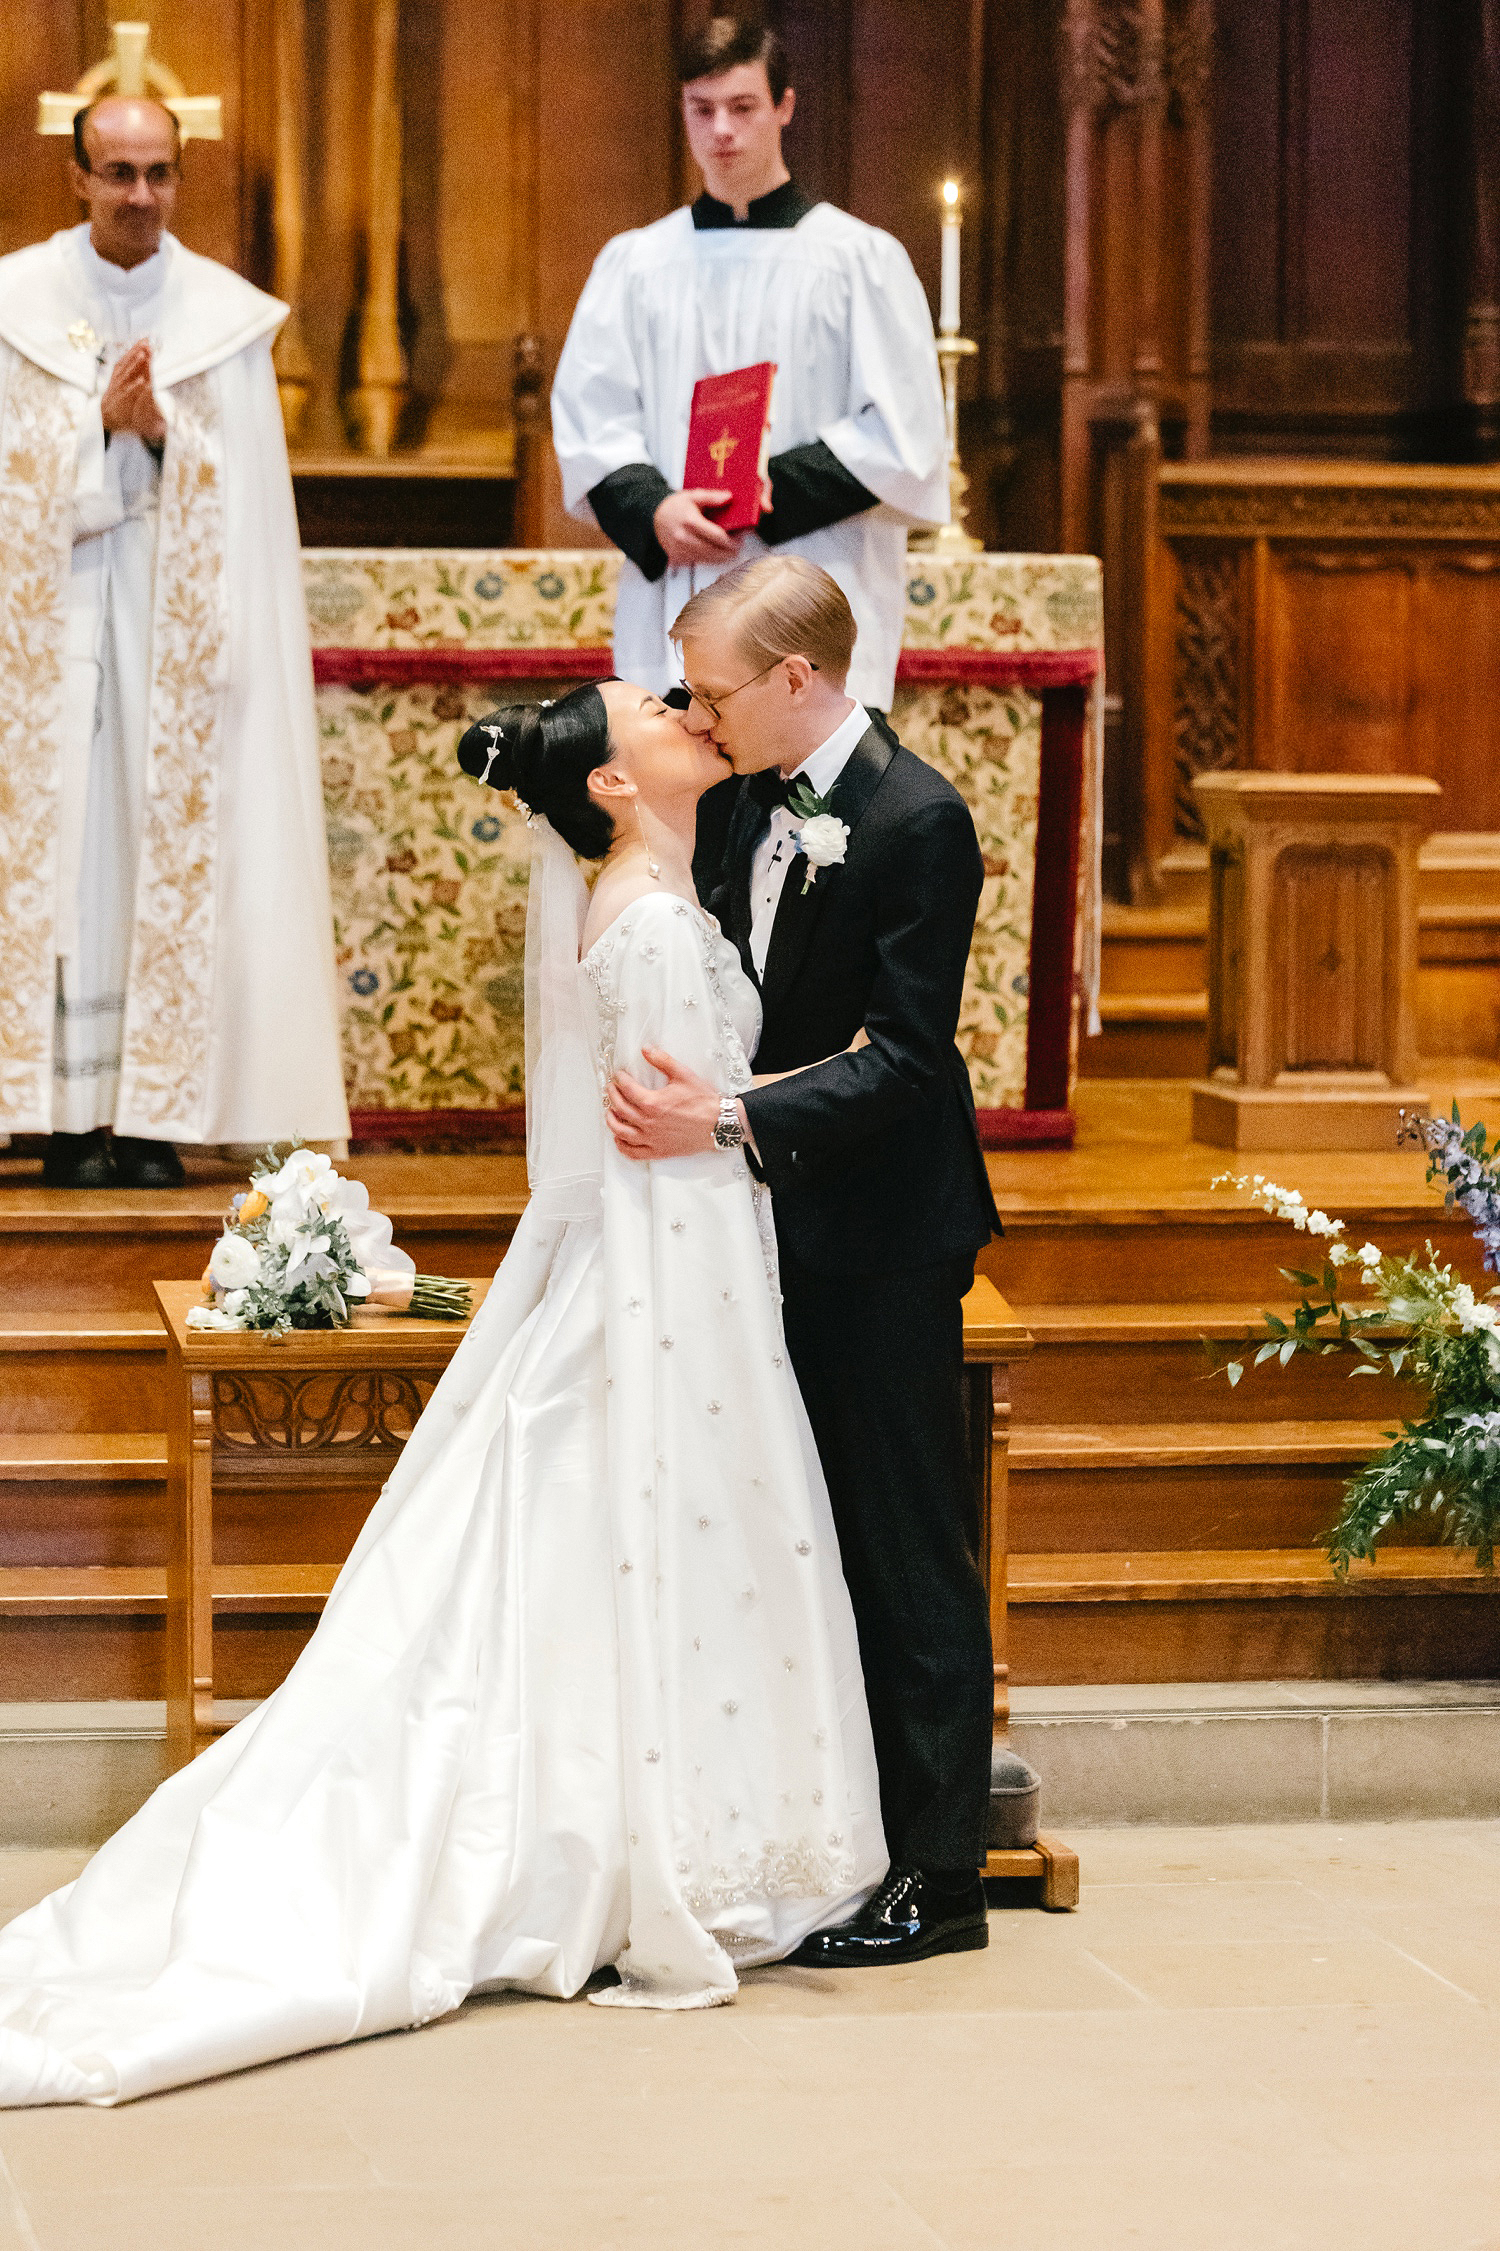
681, 362, 776, 531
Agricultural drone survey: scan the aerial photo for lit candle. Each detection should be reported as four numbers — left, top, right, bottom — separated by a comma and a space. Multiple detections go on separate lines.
939, 178, 961, 336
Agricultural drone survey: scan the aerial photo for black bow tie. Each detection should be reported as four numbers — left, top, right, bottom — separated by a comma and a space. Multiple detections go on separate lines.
748, 769, 797, 813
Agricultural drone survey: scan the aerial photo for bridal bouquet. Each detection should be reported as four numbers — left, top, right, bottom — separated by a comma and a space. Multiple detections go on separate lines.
189, 1143, 471, 1337
1213, 1109, 1500, 1571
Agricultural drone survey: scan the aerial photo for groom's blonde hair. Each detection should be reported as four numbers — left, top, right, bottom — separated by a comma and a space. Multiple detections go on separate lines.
673, 557, 857, 685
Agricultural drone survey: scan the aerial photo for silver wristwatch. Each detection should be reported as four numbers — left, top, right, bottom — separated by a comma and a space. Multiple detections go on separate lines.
712, 1097, 746, 1152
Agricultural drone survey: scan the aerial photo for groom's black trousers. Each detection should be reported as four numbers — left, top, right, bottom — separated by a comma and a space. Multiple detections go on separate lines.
779, 1250, 994, 1874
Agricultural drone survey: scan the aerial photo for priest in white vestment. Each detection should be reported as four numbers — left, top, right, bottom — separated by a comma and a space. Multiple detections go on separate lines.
551, 14, 948, 714
0, 96, 347, 1187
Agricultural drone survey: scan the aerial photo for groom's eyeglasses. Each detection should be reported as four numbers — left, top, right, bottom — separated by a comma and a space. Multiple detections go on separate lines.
675, 657, 818, 724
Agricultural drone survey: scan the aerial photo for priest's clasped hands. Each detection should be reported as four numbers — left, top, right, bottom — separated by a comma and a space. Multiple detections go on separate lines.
651, 473, 774, 568
100, 338, 167, 449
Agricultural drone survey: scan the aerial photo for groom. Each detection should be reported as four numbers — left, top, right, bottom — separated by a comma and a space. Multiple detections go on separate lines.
605, 555, 1000, 1965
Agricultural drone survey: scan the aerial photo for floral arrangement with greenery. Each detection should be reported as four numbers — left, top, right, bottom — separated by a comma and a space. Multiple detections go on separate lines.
189, 1144, 471, 1338
1214, 1109, 1500, 1571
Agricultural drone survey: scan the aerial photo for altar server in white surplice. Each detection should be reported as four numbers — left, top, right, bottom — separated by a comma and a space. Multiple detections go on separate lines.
551, 13, 948, 714
0, 96, 347, 1188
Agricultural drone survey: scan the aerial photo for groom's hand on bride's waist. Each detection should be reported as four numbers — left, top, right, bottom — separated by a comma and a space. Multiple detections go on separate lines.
606, 1047, 751, 1161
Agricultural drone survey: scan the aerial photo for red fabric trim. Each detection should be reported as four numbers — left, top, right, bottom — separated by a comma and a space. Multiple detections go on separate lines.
1023, 684, 1087, 1115
314, 646, 615, 687
312, 644, 1099, 690
894, 647, 1099, 688
349, 1107, 526, 1145
975, 1107, 1075, 1149
350, 1103, 1073, 1151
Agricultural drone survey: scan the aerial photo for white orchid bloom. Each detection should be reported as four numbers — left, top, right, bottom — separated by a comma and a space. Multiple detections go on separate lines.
259, 1149, 336, 1229
283, 1230, 334, 1287
1357, 1242, 1383, 1271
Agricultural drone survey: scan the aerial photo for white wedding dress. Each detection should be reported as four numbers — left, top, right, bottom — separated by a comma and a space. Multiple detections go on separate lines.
0, 873, 885, 2107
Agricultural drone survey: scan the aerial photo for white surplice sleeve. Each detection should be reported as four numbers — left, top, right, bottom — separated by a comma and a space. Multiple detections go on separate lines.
816, 227, 949, 527
551, 231, 657, 522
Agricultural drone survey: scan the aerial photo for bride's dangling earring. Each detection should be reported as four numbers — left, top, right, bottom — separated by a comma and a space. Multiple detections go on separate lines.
636, 802, 661, 881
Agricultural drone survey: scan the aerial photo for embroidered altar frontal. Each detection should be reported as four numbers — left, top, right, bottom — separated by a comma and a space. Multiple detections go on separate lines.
305, 550, 1103, 1148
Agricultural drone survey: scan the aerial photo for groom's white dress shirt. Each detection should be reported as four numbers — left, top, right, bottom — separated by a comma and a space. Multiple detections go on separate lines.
749, 700, 870, 978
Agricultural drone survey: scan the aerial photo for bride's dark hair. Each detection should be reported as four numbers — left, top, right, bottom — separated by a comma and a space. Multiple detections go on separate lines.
455, 682, 617, 858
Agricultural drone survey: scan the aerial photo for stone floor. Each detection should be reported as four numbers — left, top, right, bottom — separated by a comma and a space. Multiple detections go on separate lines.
2, 1822, 1499, 2249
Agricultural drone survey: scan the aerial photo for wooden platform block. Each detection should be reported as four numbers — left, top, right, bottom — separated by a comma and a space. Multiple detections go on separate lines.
983, 1835, 1079, 1910
1190, 772, 1441, 1151
1191, 1079, 1430, 1151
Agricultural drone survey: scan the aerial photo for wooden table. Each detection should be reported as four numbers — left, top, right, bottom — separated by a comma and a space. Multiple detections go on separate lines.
156, 1274, 1075, 1907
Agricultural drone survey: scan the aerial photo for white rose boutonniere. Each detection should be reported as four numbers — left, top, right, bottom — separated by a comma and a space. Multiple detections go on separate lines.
788, 781, 850, 895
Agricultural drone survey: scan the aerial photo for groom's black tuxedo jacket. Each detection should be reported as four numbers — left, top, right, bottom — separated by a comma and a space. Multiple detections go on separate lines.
699, 713, 1000, 1277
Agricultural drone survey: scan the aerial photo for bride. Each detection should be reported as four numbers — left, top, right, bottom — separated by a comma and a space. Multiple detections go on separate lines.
0, 681, 886, 2108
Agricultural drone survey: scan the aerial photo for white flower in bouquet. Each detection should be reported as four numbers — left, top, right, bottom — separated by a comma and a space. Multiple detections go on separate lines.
257, 1148, 336, 1229
1449, 1286, 1500, 1378
283, 1229, 337, 1288
318, 1172, 417, 1304
208, 1232, 261, 1292
186, 1303, 243, 1332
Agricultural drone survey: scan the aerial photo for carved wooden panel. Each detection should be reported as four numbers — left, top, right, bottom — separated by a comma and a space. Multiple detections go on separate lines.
1205, 841, 1242, 1071
1272, 845, 1388, 1074
1172, 546, 1243, 838
210, 1369, 434, 1457
1148, 468, 1500, 880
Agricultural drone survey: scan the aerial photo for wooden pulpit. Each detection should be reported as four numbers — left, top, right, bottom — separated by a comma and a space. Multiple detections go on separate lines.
1190, 772, 1441, 1150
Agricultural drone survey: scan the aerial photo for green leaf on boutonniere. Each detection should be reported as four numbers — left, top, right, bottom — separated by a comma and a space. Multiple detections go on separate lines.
787, 779, 832, 822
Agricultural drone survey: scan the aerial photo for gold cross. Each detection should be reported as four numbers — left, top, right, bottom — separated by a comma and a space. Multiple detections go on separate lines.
37, 21, 221, 142
708, 429, 738, 479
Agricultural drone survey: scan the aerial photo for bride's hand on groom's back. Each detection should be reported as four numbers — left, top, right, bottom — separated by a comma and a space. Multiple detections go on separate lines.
607, 1047, 724, 1160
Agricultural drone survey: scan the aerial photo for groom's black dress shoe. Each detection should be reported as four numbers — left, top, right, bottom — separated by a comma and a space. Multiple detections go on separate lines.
787, 1867, 989, 1968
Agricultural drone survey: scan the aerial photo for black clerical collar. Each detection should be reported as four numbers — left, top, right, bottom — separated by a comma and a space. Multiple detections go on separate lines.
691, 178, 813, 231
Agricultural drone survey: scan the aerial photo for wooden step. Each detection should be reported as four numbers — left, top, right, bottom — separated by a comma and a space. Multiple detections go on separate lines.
0, 1314, 167, 1435
985, 1206, 1484, 1305
1006, 1302, 1418, 1424
0, 1432, 166, 1478
0, 1563, 333, 1701
1008, 1546, 1500, 1685
1009, 1548, 1497, 1600
0, 1564, 337, 1614
0, 1432, 168, 1570
0, 1169, 525, 1314
1098, 992, 1208, 1023
1012, 1419, 1390, 1471
1008, 1417, 1397, 1554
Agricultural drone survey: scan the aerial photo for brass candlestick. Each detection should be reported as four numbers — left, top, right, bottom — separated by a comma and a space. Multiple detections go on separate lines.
911, 178, 983, 555
911, 334, 982, 556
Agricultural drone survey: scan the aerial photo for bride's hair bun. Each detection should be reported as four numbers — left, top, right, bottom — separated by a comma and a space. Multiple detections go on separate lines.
455, 684, 615, 858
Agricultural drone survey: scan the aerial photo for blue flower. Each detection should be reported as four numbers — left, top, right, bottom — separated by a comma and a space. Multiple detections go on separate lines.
350, 968, 379, 996
907, 577, 937, 606
1011, 972, 1029, 996
533, 571, 566, 600
471, 815, 502, 843
474, 573, 506, 601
